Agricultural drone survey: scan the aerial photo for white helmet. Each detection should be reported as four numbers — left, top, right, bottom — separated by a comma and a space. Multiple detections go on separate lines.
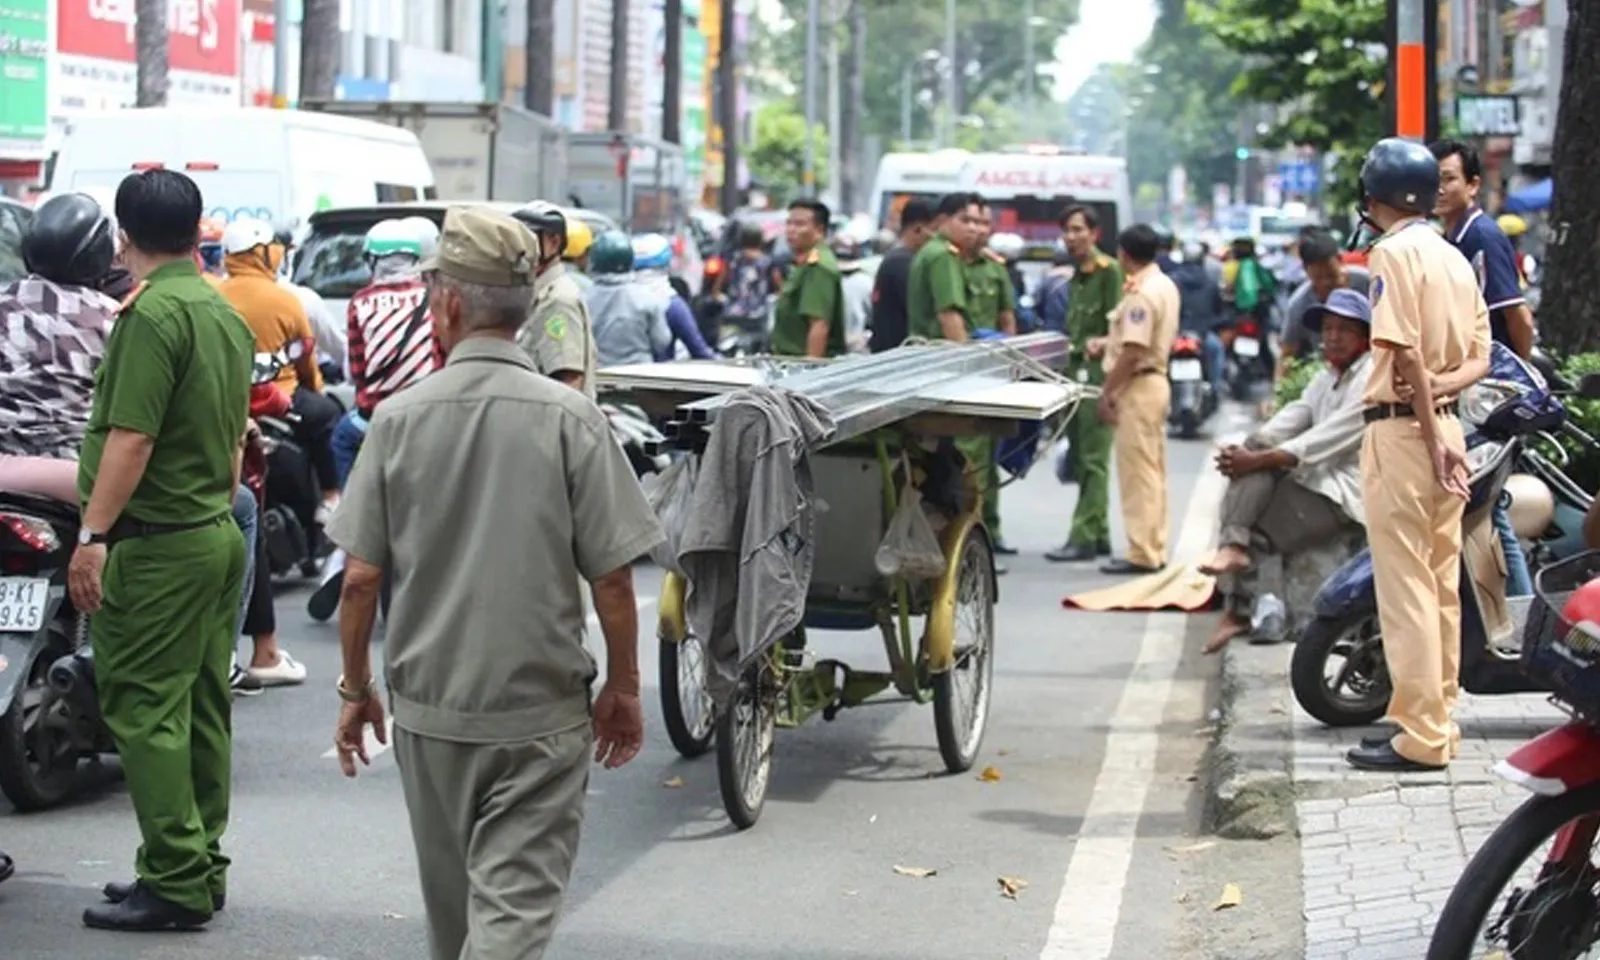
222, 217, 275, 255
988, 232, 1025, 260
401, 216, 440, 260
1503, 473, 1556, 539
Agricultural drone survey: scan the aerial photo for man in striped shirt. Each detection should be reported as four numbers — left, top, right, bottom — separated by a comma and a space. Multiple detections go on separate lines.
331, 219, 441, 485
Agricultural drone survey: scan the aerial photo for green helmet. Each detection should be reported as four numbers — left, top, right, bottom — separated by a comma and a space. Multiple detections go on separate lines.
589, 230, 635, 274
363, 219, 423, 259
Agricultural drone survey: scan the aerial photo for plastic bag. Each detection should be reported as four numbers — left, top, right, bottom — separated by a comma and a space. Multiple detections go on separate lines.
647, 455, 698, 573
875, 484, 947, 580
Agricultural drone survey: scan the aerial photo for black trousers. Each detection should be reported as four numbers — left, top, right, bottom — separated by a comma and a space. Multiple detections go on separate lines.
242, 515, 275, 636
291, 386, 341, 493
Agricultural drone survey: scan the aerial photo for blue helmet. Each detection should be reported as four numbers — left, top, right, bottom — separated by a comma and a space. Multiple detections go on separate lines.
632, 233, 673, 271
1360, 138, 1439, 215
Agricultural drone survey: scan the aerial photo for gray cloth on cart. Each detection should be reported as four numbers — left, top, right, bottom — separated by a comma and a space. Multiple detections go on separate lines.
678, 385, 838, 702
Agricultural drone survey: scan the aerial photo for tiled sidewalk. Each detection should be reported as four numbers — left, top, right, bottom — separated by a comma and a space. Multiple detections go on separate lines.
1292, 690, 1566, 959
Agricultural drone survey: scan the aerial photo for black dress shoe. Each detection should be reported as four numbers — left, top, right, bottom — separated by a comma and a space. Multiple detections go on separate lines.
1099, 558, 1164, 575
84, 883, 211, 931
992, 539, 1019, 557
306, 568, 344, 622
1345, 742, 1446, 773
1359, 727, 1401, 750
103, 880, 224, 913
1045, 543, 1099, 563
1097, 541, 1112, 557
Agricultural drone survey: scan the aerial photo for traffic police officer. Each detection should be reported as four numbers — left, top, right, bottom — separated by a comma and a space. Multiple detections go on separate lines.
1047, 204, 1123, 563
513, 201, 598, 401
1096, 224, 1180, 575
73, 169, 253, 931
770, 198, 847, 357
1345, 138, 1491, 773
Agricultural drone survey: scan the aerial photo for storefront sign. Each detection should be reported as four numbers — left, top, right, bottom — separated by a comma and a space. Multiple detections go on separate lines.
54, 0, 242, 112
1457, 95, 1521, 137
0, 0, 50, 151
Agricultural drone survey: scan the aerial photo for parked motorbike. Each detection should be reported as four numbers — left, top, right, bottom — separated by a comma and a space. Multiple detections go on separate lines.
0, 492, 111, 811
1291, 345, 1594, 727
1167, 331, 1216, 440
252, 339, 330, 579
1425, 550, 1600, 959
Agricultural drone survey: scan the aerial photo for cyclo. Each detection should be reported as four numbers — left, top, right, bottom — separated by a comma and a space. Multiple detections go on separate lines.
598, 334, 1082, 828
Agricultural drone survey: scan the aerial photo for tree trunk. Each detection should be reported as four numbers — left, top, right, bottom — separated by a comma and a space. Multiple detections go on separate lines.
608, 0, 629, 130
839, 0, 863, 212
133, 0, 169, 107
300, 0, 342, 101
663, 0, 682, 142
1541, 0, 1600, 354
525, 0, 554, 114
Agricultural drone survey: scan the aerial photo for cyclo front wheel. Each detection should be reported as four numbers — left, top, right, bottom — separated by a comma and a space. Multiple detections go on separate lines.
659, 632, 716, 759
715, 655, 777, 830
1427, 780, 1600, 959
933, 530, 996, 774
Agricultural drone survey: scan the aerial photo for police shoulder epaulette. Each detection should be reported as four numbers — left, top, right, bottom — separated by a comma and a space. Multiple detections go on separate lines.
945, 241, 961, 255
1095, 253, 1114, 270
117, 281, 150, 314
805, 249, 821, 265
984, 249, 1004, 263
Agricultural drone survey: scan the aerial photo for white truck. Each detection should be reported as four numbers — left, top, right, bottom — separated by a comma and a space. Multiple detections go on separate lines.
299, 100, 567, 205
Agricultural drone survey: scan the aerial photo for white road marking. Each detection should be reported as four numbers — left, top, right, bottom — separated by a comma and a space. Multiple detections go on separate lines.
321, 596, 658, 761
1039, 459, 1228, 959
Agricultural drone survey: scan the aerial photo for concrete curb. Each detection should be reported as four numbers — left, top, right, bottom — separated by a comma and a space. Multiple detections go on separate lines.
1204, 639, 1299, 840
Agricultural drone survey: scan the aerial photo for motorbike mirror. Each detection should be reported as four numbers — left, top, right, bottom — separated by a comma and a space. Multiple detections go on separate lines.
1578, 372, 1600, 400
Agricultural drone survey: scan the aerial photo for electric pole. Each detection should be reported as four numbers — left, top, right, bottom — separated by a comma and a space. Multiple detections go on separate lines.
803, 0, 819, 196
664, 0, 682, 143
718, 0, 739, 213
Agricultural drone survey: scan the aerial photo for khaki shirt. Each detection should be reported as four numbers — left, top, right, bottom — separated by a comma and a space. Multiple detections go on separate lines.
520, 262, 598, 403
1363, 220, 1491, 405
328, 337, 664, 743
1104, 263, 1180, 376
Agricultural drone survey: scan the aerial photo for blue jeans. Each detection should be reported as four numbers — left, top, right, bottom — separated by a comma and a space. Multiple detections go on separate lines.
331, 410, 368, 489
1202, 331, 1227, 397
231, 485, 258, 636
1492, 498, 1534, 598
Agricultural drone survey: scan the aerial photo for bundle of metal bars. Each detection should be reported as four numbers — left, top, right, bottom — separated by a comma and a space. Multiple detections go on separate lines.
656, 332, 1070, 453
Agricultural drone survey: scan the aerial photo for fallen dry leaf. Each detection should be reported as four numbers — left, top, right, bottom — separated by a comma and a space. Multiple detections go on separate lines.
1177, 891, 1192, 904
893, 865, 938, 879
997, 876, 1028, 900
661, 776, 684, 789
978, 765, 1003, 783
1212, 883, 1243, 911
1166, 841, 1217, 856
997, 748, 1013, 756
383, 911, 405, 920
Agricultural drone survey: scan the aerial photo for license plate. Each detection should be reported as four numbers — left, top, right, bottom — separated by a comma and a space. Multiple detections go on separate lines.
0, 578, 49, 632
1234, 336, 1261, 358
1169, 358, 1203, 382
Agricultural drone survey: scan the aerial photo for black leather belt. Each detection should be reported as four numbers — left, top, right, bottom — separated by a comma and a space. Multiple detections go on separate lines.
1362, 402, 1457, 423
109, 512, 230, 545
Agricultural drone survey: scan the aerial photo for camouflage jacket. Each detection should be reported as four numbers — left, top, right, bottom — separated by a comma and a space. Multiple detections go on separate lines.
0, 277, 118, 459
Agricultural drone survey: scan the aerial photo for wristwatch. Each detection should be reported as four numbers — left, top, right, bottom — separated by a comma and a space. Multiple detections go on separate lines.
337, 675, 377, 703
78, 528, 108, 546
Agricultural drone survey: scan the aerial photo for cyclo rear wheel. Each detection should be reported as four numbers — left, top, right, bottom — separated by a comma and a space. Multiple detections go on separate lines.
715, 654, 778, 830
659, 631, 716, 759
932, 530, 996, 774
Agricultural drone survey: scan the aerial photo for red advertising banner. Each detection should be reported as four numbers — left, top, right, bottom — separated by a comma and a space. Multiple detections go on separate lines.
58, 0, 241, 77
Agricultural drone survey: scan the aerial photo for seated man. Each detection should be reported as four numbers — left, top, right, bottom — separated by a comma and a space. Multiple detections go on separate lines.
1198, 288, 1375, 653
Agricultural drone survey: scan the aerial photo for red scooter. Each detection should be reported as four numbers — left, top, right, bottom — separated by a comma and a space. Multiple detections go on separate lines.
1427, 550, 1600, 959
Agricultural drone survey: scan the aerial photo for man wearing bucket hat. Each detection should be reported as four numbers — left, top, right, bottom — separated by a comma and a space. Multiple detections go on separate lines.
1198, 287, 1375, 653
328, 206, 661, 960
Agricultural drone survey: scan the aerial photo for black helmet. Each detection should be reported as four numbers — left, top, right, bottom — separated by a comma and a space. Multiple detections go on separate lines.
1360, 138, 1439, 215
23, 193, 115, 288
511, 201, 568, 259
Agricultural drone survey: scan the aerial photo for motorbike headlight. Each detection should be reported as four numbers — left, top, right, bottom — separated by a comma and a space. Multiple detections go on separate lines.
1459, 381, 1519, 427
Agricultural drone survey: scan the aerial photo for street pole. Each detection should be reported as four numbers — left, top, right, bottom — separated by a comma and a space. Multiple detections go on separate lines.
664, 0, 682, 142
826, 0, 842, 209
609, 0, 629, 131
901, 62, 912, 144
272, 0, 290, 106
1387, 0, 1439, 141
718, 0, 739, 213
803, 0, 819, 196
942, 0, 955, 146
1024, 0, 1035, 136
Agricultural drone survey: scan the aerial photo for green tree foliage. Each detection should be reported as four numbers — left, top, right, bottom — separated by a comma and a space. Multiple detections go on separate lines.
1191, 0, 1387, 207
748, 101, 829, 203
1126, 20, 1243, 201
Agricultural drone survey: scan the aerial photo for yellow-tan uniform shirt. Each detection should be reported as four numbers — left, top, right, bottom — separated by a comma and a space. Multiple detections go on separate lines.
1362, 222, 1491, 403
1104, 263, 1181, 376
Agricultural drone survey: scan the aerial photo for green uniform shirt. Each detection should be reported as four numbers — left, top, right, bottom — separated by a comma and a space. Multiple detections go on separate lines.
770, 245, 846, 356
1065, 250, 1124, 384
907, 233, 971, 340
964, 251, 1015, 332
78, 260, 255, 525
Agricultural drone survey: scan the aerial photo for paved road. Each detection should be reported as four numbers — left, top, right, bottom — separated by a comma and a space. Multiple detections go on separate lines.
1, 410, 1257, 960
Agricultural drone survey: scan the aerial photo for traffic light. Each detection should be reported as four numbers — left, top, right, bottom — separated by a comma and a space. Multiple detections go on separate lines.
1235, 146, 1249, 161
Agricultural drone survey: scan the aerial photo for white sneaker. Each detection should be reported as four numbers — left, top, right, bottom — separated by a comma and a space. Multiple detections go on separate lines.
248, 650, 308, 687
230, 662, 264, 697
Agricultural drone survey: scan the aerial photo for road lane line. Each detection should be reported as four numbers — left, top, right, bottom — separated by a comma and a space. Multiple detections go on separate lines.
1040, 456, 1228, 959
320, 596, 657, 760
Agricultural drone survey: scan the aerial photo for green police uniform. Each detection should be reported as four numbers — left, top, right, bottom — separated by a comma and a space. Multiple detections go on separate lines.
771, 245, 847, 357
78, 260, 253, 916
907, 233, 971, 340
960, 249, 1016, 539
1062, 249, 1124, 550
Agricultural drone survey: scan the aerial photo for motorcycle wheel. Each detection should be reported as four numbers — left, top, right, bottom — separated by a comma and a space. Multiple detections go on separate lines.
1178, 408, 1201, 440
1290, 610, 1391, 727
0, 636, 81, 811
1426, 781, 1600, 960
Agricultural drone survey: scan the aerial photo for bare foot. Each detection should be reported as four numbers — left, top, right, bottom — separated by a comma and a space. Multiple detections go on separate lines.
1203, 613, 1251, 655
1198, 545, 1253, 576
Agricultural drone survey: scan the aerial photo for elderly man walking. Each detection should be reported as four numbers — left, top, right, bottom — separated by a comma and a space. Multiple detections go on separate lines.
328, 206, 662, 960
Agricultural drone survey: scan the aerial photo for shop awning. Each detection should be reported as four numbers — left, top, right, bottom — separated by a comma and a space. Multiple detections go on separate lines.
1503, 178, 1552, 214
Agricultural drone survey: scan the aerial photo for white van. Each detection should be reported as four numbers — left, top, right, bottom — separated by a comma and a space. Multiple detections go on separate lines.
51, 108, 436, 234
